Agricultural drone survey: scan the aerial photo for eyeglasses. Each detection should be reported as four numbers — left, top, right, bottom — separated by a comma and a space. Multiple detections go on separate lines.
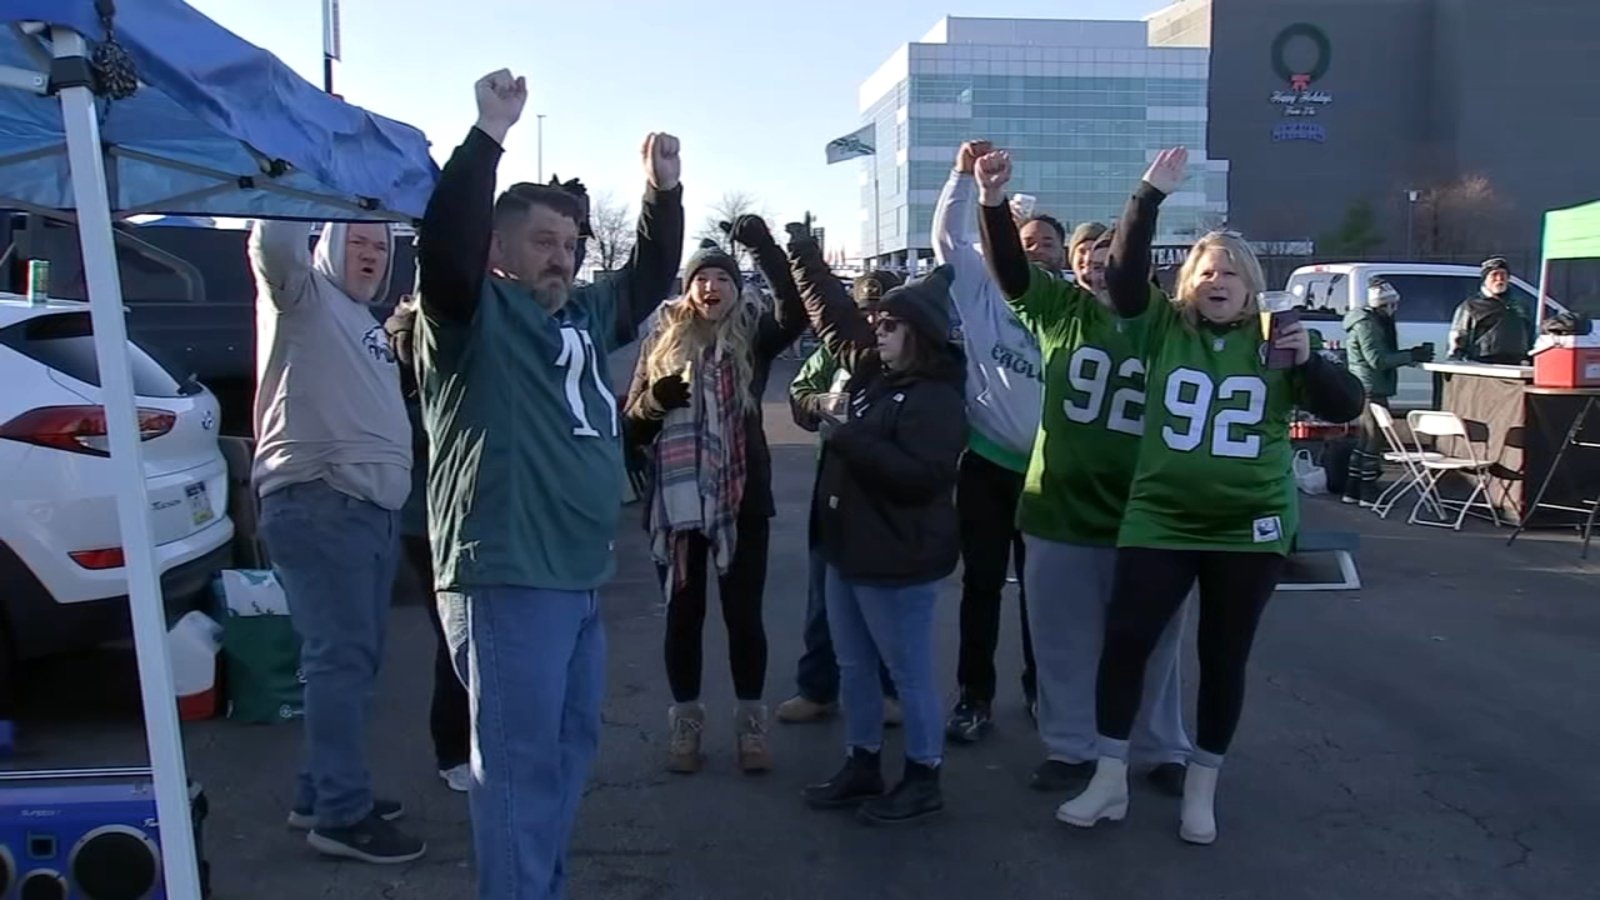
874, 317, 903, 335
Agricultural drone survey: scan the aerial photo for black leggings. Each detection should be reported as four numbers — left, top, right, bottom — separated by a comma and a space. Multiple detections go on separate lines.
402, 535, 471, 770
1096, 547, 1285, 757
662, 516, 771, 703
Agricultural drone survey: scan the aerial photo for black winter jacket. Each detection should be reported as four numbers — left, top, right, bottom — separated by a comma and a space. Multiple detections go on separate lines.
788, 237, 967, 587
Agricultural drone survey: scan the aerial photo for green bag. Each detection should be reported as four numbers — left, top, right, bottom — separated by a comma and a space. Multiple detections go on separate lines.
213, 570, 304, 725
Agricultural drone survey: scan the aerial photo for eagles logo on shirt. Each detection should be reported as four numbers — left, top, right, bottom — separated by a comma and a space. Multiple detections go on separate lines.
362, 324, 397, 365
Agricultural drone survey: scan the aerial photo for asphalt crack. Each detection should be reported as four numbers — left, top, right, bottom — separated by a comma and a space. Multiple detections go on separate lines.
1419, 785, 1536, 869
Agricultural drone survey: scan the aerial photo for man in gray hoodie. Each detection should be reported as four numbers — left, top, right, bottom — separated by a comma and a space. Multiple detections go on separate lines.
250, 218, 423, 865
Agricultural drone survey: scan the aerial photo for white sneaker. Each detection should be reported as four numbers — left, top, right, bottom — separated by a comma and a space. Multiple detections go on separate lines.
439, 764, 471, 793
1179, 762, 1219, 845
1055, 757, 1129, 827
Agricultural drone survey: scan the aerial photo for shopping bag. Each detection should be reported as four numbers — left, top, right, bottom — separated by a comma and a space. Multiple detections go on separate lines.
213, 570, 304, 724
1293, 448, 1329, 496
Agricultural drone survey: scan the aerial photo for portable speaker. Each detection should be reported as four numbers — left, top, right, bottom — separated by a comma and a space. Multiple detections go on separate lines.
0, 768, 209, 899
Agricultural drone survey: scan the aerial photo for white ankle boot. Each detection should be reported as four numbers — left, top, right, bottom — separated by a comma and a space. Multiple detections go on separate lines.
1179, 762, 1219, 844
1055, 757, 1128, 827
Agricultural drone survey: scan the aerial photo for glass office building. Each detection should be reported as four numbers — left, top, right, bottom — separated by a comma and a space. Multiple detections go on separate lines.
856, 17, 1227, 269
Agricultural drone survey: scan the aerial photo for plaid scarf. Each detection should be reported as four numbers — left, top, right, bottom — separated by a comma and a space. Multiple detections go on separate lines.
649, 347, 748, 595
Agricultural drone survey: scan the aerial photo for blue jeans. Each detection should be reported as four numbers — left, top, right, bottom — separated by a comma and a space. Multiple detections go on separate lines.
437, 587, 606, 900
824, 565, 941, 765
795, 550, 895, 703
258, 480, 400, 829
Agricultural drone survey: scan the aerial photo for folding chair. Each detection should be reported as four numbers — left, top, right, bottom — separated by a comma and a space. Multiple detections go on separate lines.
1406, 410, 1502, 530
1370, 403, 1442, 520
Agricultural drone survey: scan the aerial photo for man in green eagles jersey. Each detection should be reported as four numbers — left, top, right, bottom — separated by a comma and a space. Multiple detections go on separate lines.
414, 70, 684, 898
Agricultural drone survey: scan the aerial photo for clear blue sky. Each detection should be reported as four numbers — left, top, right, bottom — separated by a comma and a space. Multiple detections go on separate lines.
189, 0, 1161, 258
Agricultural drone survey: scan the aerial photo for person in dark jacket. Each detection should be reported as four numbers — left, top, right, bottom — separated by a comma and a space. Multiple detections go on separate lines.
624, 218, 805, 776
1341, 279, 1433, 506
786, 229, 967, 826
1448, 257, 1534, 363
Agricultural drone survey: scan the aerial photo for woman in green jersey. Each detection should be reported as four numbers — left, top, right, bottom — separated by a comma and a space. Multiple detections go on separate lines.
1020, 148, 1364, 844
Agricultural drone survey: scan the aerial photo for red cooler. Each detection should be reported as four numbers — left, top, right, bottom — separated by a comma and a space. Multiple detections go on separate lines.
1533, 337, 1600, 388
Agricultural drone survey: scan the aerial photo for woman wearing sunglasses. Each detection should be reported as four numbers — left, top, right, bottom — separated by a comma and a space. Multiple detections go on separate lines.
785, 228, 967, 825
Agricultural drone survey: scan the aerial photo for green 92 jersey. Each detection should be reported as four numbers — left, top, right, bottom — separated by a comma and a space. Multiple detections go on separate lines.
1011, 266, 1163, 546
1118, 301, 1306, 556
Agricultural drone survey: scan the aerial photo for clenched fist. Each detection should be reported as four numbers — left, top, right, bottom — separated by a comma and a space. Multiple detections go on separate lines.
956, 140, 994, 175
642, 133, 682, 191
719, 214, 773, 248
474, 69, 527, 144
974, 150, 1012, 206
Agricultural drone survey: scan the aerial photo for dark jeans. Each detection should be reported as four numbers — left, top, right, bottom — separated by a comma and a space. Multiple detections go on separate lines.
955, 451, 1036, 705
661, 516, 771, 703
795, 548, 896, 703
1097, 547, 1286, 758
403, 535, 471, 771
1344, 395, 1387, 498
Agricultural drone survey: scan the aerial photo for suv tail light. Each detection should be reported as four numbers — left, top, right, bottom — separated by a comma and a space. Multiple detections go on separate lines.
0, 406, 176, 456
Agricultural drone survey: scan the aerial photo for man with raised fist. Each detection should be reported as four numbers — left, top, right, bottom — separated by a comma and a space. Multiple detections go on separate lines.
413, 68, 683, 898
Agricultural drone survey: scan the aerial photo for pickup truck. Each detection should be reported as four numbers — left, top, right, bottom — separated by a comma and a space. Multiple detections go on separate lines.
1285, 262, 1561, 409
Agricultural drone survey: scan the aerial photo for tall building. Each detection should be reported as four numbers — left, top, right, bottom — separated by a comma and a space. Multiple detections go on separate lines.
855, 16, 1227, 269
1192, 0, 1600, 261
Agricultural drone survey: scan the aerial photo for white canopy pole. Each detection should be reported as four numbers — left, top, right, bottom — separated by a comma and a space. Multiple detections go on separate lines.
51, 26, 203, 900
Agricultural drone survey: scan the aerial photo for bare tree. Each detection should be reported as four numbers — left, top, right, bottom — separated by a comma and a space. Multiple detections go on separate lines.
1415, 174, 1514, 257
584, 191, 635, 274
694, 190, 767, 268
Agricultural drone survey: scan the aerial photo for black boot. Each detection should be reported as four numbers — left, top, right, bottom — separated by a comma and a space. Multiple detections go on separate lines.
803, 748, 884, 810
858, 759, 943, 825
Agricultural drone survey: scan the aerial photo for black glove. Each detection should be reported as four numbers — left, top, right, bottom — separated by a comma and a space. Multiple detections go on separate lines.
651, 373, 691, 411
718, 214, 772, 248
1411, 344, 1435, 363
784, 222, 813, 245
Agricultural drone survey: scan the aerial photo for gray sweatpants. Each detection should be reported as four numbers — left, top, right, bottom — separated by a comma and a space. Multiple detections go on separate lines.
1023, 535, 1193, 765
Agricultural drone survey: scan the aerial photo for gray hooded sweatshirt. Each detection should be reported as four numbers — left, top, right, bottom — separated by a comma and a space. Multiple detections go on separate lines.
250, 219, 411, 509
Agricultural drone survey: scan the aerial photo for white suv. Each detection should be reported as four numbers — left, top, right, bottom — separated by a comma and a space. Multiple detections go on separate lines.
1286, 262, 1560, 409
0, 294, 233, 677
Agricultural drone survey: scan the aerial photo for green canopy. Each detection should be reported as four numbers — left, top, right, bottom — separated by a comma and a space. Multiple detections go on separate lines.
1542, 199, 1600, 261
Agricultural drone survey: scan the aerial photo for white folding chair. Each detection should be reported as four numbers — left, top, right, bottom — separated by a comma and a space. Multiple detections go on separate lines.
1406, 410, 1502, 531
1370, 403, 1443, 520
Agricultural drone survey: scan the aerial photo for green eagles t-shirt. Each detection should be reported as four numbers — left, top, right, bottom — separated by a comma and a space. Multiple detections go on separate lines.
1012, 265, 1163, 546
1118, 300, 1305, 556
417, 277, 624, 592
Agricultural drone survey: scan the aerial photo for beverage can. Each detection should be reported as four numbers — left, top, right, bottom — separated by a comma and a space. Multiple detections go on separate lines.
26, 259, 49, 305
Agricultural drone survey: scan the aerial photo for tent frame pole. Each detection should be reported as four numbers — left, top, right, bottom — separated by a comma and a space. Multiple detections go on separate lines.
52, 26, 204, 900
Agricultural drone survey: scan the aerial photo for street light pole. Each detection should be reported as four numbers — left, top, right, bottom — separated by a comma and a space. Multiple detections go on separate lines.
537, 114, 546, 182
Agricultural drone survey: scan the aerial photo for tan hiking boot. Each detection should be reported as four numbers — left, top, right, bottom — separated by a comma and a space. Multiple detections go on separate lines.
736, 703, 774, 773
775, 694, 837, 724
666, 703, 704, 774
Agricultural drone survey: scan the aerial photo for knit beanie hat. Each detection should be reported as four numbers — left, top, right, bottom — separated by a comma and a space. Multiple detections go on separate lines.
851, 270, 904, 308
1070, 222, 1109, 258
1481, 257, 1510, 278
874, 264, 955, 348
685, 239, 743, 293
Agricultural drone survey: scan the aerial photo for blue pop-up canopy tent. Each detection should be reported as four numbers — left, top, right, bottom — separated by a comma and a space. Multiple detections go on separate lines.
0, 3, 438, 896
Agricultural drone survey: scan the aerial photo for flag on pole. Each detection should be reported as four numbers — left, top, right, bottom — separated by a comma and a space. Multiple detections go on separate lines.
825, 123, 876, 165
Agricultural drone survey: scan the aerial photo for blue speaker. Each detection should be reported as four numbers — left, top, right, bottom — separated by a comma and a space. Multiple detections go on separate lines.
0, 768, 209, 899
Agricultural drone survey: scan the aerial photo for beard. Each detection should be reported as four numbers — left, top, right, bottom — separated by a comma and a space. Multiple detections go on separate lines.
531, 280, 571, 312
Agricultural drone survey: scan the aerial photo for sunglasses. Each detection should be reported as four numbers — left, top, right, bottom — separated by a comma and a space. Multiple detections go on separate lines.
873, 317, 903, 335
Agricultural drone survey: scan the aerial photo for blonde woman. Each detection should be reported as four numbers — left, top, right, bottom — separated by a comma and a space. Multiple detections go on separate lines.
995, 148, 1364, 843
624, 217, 804, 774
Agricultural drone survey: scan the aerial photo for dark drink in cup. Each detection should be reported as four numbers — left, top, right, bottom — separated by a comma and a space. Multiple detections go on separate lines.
1258, 291, 1300, 370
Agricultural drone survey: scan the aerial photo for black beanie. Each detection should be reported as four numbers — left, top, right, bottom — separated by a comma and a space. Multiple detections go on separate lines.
685, 240, 744, 293
875, 264, 955, 348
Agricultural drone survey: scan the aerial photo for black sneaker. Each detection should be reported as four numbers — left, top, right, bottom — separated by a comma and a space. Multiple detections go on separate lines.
287, 797, 404, 831
1146, 762, 1187, 798
803, 748, 885, 810
858, 760, 943, 825
1029, 759, 1094, 792
306, 811, 426, 864
945, 699, 992, 744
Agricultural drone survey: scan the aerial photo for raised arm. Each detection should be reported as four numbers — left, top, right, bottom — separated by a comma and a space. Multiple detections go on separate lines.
248, 220, 314, 310
970, 149, 1033, 302
727, 215, 806, 358
935, 141, 1010, 304
1296, 354, 1365, 423
1107, 147, 1187, 319
786, 229, 879, 373
606, 134, 685, 347
418, 70, 525, 324
789, 345, 841, 433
